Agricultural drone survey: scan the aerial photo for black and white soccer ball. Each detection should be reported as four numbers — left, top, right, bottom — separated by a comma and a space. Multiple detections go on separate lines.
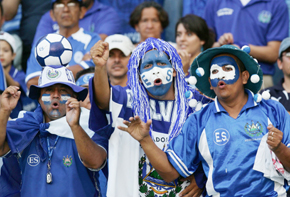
35, 33, 73, 67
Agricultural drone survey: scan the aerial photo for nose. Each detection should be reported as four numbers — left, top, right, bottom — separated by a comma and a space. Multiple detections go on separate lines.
113, 55, 121, 63
52, 88, 61, 98
147, 20, 153, 28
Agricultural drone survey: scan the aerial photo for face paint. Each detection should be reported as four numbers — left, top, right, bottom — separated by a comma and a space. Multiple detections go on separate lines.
140, 50, 173, 96
41, 94, 52, 105
60, 94, 71, 104
210, 56, 240, 87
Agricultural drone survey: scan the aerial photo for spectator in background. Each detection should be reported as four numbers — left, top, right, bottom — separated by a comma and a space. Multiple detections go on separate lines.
204, 0, 289, 88
25, 0, 100, 90
175, 14, 215, 78
2, 0, 50, 73
129, 1, 169, 47
0, 32, 37, 118
261, 37, 290, 115
33, 0, 122, 44
105, 34, 134, 87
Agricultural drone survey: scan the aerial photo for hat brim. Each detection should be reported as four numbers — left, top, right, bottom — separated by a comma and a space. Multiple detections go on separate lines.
29, 81, 88, 101
190, 46, 263, 98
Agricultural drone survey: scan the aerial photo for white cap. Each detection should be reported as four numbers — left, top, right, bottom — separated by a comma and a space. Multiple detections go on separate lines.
105, 34, 134, 56
0, 31, 16, 52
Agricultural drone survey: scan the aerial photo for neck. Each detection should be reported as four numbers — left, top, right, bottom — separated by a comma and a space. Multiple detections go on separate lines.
109, 76, 128, 87
218, 90, 248, 119
283, 75, 290, 92
59, 26, 80, 38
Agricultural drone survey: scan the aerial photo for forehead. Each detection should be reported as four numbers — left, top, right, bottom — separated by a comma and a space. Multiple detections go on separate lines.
109, 49, 126, 56
143, 50, 169, 61
141, 7, 159, 18
0, 40, 11, 48
211, 54, 239, 66
41, 84, 73, 92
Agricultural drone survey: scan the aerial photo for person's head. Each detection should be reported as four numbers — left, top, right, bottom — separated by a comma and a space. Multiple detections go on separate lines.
128, 38, 195, 140
75, 67, 94, 109
191, 45, 262, 100
104, 34, 134, 86
129, 1, 169, 43
0, 2, 4, 28
29, 66, 88, 122
175, 14, 215, 58
278, 37, 290, 78
0, 32, 16, 69
50, 0, 84, 31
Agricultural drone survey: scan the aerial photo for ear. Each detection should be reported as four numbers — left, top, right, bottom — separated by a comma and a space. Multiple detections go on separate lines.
135, 24, 140, 33
208, 77, 213, 90
50, 10, 56, 21
79, 7, 85, 20
241, 70, 249, 85
173, 68, 176, 77
200, 40, 205, 47
277, 58, 283, 70
11, 53, 16, 61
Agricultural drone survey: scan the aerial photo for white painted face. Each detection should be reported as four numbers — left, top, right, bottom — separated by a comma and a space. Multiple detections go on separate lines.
210, 64, 236, 80
141, 66, 173, 89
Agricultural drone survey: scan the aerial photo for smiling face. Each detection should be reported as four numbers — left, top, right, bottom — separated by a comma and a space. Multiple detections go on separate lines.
39, 84, 76, 122
209, 54, 249, 101
140, 50, 174, 97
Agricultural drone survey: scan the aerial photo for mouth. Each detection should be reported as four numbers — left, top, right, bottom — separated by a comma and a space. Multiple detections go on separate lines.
154, 78, 162, 86
218, 80, 226, 89
51, 101, 60, 109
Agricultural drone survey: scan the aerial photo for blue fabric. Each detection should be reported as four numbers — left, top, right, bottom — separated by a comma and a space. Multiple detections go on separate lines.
33, 0, 122, 47
182, 0, 207, 18
25, 29, 100, 82
0, 63, 6, 92
203, 0, 289, 75
167, 90, 290, 196
2, 6, 22, 34
5, 106, 101, 197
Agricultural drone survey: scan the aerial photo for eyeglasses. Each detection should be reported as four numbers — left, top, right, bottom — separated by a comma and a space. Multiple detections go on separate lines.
282, 52, 290, 58
54, 2, 77, 9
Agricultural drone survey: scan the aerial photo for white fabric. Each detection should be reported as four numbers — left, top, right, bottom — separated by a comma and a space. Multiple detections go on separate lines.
47, 107, 95, 139
240, 0, 251, 6
253, 133, 290, 185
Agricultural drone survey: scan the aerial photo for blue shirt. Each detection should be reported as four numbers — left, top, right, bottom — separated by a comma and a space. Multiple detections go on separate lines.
25, 28, 100, 83
167, 90, 290, 196
32, 0, 122, 47
204, 0, 289, 75
182, 0, 207, 18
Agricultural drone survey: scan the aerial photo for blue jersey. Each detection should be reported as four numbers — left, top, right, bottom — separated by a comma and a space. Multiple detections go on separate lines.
25, 28, 100, 83
204, 0, 289, 75
5, 107, 102, 197
89, 81, 206, 197
33, 0, 122, 45
167, 90, 290, 196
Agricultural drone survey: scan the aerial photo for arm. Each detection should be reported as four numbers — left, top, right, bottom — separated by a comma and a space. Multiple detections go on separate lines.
2, 0, 20, 21
4, 71, 20, 87
118, 116, 180, 182
66, 97, 107, 169
248, 41, 280, 64
267, 124, 290, 172
26, 76, 39, 90
0, 86, 21, 156
90, 40, 110, 111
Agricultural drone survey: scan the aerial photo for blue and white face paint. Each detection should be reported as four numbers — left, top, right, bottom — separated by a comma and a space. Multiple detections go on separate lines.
210, 56, 240, 87
140, 50, 173, 96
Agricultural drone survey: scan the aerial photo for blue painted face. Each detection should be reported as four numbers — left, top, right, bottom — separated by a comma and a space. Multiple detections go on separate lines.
140, 50, 173, 96
210, 56, 240, 87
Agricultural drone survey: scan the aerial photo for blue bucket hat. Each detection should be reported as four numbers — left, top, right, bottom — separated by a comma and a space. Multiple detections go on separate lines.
29, 65, 88, 101
191, 45, 263, 98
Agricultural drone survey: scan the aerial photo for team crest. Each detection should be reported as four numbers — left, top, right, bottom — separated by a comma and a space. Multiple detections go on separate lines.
63, 155, 73, 167
244, 121, 263, 137
47, 69, 61, 79
258, 11, 271, 23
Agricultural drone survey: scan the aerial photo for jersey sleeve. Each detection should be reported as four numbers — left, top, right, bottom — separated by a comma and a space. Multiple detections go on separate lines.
25, 45, 42, 83
166, 114, 201, 178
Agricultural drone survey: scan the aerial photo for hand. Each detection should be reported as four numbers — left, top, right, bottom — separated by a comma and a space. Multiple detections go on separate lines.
218, 33, 234, 46
0, 86, 21, 113
267, 124, 283, 151
66, 97, 81, 127
179, 174, 203, 197
90, 40, 109, 68
177, 50, 191, 76
118, 115, 152, 142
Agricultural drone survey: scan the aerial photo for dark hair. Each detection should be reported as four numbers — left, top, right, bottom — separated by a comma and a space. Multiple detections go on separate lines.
0, 2, 3, 18
129, 1, 169, 30
175, 14, 215, 50
75, 67, 95, 81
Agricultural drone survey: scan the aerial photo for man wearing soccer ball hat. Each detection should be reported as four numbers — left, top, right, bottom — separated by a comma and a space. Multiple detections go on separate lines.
120, 45, 290, 196
0, 65, 107, 196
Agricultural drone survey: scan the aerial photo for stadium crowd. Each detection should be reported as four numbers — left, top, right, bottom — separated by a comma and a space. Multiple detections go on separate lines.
1, 0, 290, 197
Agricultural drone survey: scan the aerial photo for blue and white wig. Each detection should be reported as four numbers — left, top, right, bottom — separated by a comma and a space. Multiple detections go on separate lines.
127, 38, 198, 142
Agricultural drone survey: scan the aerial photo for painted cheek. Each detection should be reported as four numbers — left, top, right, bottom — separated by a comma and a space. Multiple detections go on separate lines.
41, 94, 52, 105
60, 94, 71, 104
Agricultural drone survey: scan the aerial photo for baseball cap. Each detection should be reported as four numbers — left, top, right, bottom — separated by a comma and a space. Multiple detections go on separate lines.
105, 34, 134, 56
0, 31, 16, 52
279, 37, 290, 57
29, 65, 88, 101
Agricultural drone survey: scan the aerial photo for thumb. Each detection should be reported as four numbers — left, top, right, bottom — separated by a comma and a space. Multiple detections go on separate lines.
145, 119, 152, 130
